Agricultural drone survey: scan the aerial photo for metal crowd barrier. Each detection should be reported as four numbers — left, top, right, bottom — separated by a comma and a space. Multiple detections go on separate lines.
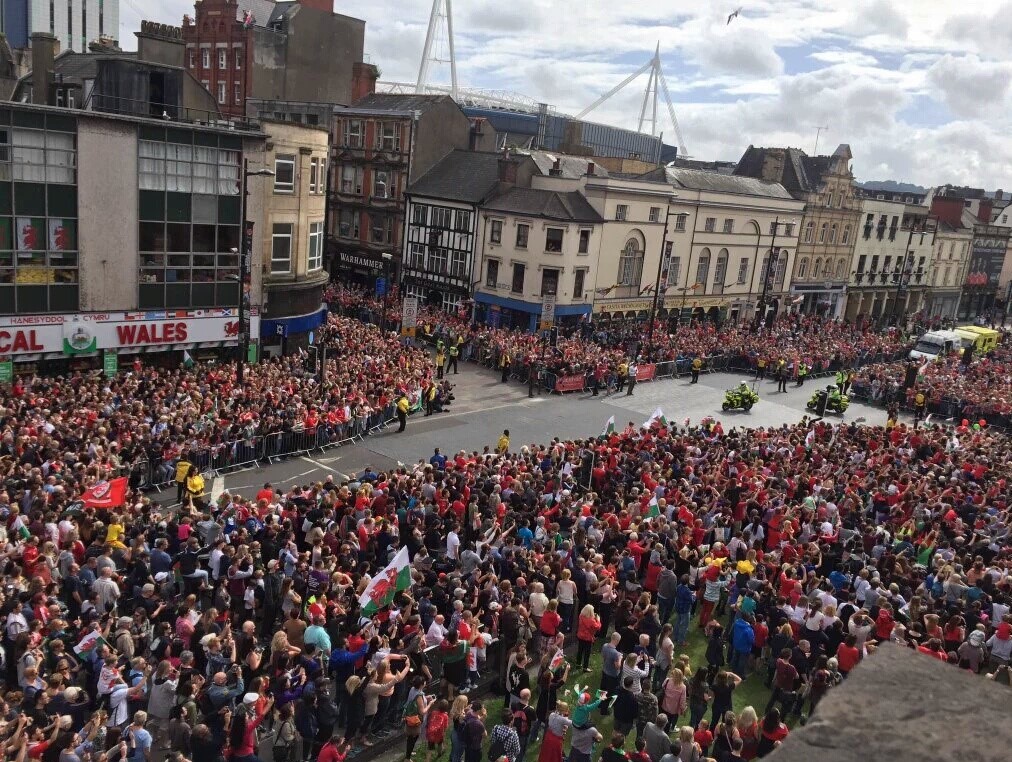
134, 403, 398, 492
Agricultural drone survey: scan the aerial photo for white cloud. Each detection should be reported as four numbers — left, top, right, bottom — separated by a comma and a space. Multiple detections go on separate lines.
118, 0, 1012, 189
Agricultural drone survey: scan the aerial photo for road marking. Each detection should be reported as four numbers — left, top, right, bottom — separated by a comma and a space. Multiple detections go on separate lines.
210, 476, 226, 502
301, 456, 333, 472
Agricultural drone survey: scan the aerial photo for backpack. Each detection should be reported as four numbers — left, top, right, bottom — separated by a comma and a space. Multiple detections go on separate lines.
487, 729, 508, 762
511, 709, 529, 737
196, 686, 216, 719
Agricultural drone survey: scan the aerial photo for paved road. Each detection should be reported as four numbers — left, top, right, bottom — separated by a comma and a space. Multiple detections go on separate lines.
155, 360, 888, 504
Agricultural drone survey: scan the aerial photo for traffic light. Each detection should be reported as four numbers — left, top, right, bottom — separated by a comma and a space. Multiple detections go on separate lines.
549, 326, 559, 347
305, 347, 318, 374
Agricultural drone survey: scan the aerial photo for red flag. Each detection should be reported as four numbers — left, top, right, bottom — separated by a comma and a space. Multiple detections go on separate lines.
81, 477, 128, 509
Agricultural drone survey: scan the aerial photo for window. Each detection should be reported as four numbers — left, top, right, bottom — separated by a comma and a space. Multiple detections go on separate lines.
818, 223, 827, 243
836, 258, 847, 279
407, 243, 425, 268
545, 228, 564, 253
618, 238, 644, 285
371, 215, 392, 244
411, 205, 427, 226
785, 222, 795, 236
308, 222, 324, 271
201, 48, 210, 68
234, 83, 241, 105
714, 251, 727, 285
343, 120, 362, 148
188, 49, 195, 68
432, 208, 452, 229
827, 192, 835, 208
704, 217, 716, 232
541, 268, 559, 296
430, 247, 448, 273
271, 223, 293, 273
309, 158, 325, 194
216, 82, 226, 104
675, 214, 687, 232
695, 251, 710, 286
737, 257, 748, 284
797, 257, 808, 278
339, 165, 362, 195
578, 229, 591, 254
769, 220, 779, 235
274, 155, 295, 192
723, 218, 734, 234
516, 224, 529, 248
490, 220, 503, 244
511, 262, 525, 293
573, 269, 586, 299
649, 207, 660, 222
829, 224, 837, 244
842, 224, 851, 244
665, 254, 680, 289
449, 250, 467, 277
377, 122, 400, 151
338, 209, 359, 238
218, 49, 227, 69
235, 48, 242, 69
856, 255, 866, 274
486, 258, 499, 287
615, 204, 628, 221
10, 128, 76, 184
374, 170, 389, 199
454, 210, 471, 232
803, 221, 814, 243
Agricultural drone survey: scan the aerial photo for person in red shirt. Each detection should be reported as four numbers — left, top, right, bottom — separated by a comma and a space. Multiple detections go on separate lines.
318, 736, 351, 762
229, 694, 274, 758
836, 633, 860, 676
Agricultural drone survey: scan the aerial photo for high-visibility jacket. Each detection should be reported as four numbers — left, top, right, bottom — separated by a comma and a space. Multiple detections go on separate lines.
175, 459, 192, 484
397, 397, 410, 414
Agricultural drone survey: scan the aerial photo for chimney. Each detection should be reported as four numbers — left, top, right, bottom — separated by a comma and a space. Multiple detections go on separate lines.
587, 161, 595, 176
30, 32, 57, 106
549, 158, 562, 177
997, 189, 1004, 201
497, 150, 518, 185
759, 149, 785, 184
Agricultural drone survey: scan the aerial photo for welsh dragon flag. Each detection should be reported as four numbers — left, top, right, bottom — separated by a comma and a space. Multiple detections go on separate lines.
643, 407, 668, 429
601, 416, 615, 436
646, 495, 660, 518
359, 546, 412, 615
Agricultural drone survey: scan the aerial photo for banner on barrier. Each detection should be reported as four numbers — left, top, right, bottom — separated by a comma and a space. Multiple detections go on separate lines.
636, 363, 657, 381
555, 375, 585, 393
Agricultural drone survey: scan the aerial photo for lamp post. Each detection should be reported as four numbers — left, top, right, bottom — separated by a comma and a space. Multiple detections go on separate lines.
645, 200, 676, 360
754, 216, 794, 330
380, 251, 393, 332
890, 215, 934, 328
237, 161, 275, 385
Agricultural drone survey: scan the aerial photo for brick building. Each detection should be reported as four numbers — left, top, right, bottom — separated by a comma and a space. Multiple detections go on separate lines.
328, 93, 471, 286
180, 0, 376, 119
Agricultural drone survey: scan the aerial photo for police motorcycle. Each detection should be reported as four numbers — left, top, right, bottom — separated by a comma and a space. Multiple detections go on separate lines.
807, 384, 849, 415
722, 381, 760, 412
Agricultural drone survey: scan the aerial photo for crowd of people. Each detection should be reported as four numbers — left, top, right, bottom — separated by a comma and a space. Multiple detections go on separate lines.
855, 342, 1012, 421
1, 314, 436, 496
2, 355, 1012, 762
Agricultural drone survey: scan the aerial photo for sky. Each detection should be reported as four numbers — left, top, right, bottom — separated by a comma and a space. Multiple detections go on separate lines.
122, 0, 1012, 190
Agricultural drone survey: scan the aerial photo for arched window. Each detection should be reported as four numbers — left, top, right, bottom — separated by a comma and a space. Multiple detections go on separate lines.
812, 257, 821, 279
617, 237, 644, 285
696, 247, 711, 287
714, 248, 729, 285
841, 224, 851, 244
797, 257, 809, 278
836, 258, 847, 279
818, 223, 828, 243
829, 224, 837, 244
804, 221, 814, 243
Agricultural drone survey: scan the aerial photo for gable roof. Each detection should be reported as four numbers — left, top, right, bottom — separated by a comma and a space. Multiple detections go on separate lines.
237, 0, 279, 27
648, 166, 793, 199
735, 144, 851, 198
522, 150, 610, 179
407, 149, 505, 203
484, 187, 603, 223
350, 93, 460, 114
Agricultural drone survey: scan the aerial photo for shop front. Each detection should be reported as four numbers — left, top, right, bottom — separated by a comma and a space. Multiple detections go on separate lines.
790, 282, 846, 318
330, 249, 395, 288
0, 309, 261, 376
474, 292, 591, 333
260, 304, 328, 357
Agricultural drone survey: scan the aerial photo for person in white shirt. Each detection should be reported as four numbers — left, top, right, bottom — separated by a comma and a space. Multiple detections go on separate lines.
93, 567, 121, 614
425, 615, 448, 648
446, 529, 460, 562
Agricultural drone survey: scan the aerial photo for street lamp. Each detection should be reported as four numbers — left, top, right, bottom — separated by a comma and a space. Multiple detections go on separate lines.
754, 217, 796, 330
890, 214, 935, 328
380, 252, 394, 332
645, 195, 678, 360
237, 162, 275, 384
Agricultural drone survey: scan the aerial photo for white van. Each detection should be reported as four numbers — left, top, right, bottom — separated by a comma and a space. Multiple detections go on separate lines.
909, 330, 964, 361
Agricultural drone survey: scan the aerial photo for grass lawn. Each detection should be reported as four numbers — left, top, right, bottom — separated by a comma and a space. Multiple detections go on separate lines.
499, 616, 775, 744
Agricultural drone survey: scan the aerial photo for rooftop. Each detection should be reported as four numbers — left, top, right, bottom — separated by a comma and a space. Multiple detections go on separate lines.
349, 93, 461, 114
522, 150, 610, 179
407, 150, 507, 204
484, 186, 603, 223
643, 166, 794, 199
